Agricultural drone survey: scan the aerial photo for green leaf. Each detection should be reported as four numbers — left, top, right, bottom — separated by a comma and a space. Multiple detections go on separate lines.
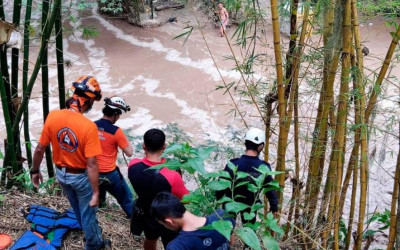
263, 180, 281, 193
236, 227, 261, 250
265, 212, 284, 235
251, 203, 264, 212
211, 220, 233, 241
243, 212, 255, 220
236, 181, 250, 188
217, 196, 233, 204
226, 161, 238, 172
173, 26, 194, 46
187, 157, 206, 175
225, 201, 250, 213
247, 183, 258, 193
0, 150, 3, 159
262, 233, 279, 250
236, 171, 250, 179
156, 161, 182, 170
164, 143, 185, 154
197, 146, 216, 159
207, 179, 231, 191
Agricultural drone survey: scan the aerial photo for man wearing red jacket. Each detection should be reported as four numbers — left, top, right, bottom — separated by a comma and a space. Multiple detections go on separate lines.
128, 128, 189, 250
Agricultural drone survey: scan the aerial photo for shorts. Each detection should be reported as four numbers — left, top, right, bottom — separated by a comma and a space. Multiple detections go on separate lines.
144, 215, 178, 247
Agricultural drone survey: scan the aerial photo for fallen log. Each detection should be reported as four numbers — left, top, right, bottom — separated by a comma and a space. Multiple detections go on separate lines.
155, 3, 184, 11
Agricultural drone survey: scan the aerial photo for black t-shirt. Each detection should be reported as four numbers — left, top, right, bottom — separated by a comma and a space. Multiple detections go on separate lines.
217, 155, 278, 212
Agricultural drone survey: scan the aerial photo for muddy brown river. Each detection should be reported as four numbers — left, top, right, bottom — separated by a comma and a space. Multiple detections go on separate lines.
0, 2, 399, 248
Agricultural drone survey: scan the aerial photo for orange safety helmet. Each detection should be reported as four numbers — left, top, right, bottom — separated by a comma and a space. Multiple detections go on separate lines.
71, 76, 102, 101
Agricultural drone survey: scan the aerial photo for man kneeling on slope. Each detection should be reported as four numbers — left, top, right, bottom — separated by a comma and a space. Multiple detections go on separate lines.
95, 96, 134, 218
151, 192, 235, 250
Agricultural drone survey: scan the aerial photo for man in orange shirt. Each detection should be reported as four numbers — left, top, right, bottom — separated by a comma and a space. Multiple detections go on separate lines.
95, 97, 134, 218
30, 76, 110, 250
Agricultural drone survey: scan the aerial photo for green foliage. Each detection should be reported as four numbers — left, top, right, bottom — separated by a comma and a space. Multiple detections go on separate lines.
173, 26, 194, 46
358, 0, 400, 19
39, 177, 61, 195
80, 26, 99, 39
161, 141, 283, 249
0, 195, 5, 204
13, 169, 34, 190
363, 209, 391, 238
236, 227, 261, 250
0, 149, 3, 159
100, 0, 124, 14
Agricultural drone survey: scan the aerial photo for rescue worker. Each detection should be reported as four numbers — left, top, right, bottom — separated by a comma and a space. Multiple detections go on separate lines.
95, 96, 134, 218
31, 76, 110, 249
128, 128, 189, 250
216, 127, 278, 224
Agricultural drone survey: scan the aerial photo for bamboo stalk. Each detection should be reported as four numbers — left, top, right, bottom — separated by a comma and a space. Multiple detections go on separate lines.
284, 0, 299, 100
365, 26, 400, 120
303, 0, 337, 223
22, 0, 33, 170
332, 0, 352, 246
12, 0, 61, 135
345, 77, 359, 249
319, 3, 345, 246
55, 0, 66, 109
270, 0, 287, 210
0, 65, 18, 178
0, 0, 5, 19
41, 0, 54, 177
387, 139, 399, 249
11, 0, 22, 101
396, 120, 400, 248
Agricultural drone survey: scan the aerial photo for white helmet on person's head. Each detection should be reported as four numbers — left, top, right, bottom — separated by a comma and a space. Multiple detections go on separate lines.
104, 96, 130, 113
245, 127, 265, 145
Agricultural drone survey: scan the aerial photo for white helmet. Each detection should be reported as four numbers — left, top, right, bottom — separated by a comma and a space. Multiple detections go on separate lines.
104, 96, 130, 113
245, 127, 265, 144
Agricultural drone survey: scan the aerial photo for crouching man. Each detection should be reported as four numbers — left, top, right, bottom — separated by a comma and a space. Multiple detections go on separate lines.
151, 192, 235, 250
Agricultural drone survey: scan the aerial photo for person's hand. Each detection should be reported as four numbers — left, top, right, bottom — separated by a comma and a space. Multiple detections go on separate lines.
89, 192, 99, 208
31, 172, 43, 188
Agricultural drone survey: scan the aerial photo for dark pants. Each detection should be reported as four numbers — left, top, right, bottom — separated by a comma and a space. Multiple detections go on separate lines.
99, 167, 134, 218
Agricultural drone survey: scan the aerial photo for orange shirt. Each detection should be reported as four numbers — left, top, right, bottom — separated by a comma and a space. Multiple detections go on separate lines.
39, 109, 102, 169
95, 119, 129, 173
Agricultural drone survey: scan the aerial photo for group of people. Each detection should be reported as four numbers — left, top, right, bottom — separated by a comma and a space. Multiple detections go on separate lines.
30, 76, 278, 250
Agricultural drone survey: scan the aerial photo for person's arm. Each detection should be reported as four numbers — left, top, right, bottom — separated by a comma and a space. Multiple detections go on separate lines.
172, 172, 189, 200
122, 144, 133, 157
264, 174, 279, 213
31, 143, 47, 188
224, 8, 229, 21
86, 156, 100, 207
116, 128, 133, 157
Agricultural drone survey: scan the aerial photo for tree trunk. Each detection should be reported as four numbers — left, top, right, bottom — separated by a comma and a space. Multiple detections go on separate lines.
123, 0, 141, 26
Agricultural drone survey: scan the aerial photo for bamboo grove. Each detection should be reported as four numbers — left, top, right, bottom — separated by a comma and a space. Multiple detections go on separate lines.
0, 0, 400, 248
0, 0, 63, 186
213, 0, 400, 248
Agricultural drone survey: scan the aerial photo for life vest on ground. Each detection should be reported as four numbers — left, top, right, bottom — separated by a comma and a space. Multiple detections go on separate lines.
10, 230, 56, 250
11, 205, 82, 249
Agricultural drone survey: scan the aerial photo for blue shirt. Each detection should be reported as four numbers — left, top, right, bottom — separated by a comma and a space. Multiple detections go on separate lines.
166, 210, 235, 250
